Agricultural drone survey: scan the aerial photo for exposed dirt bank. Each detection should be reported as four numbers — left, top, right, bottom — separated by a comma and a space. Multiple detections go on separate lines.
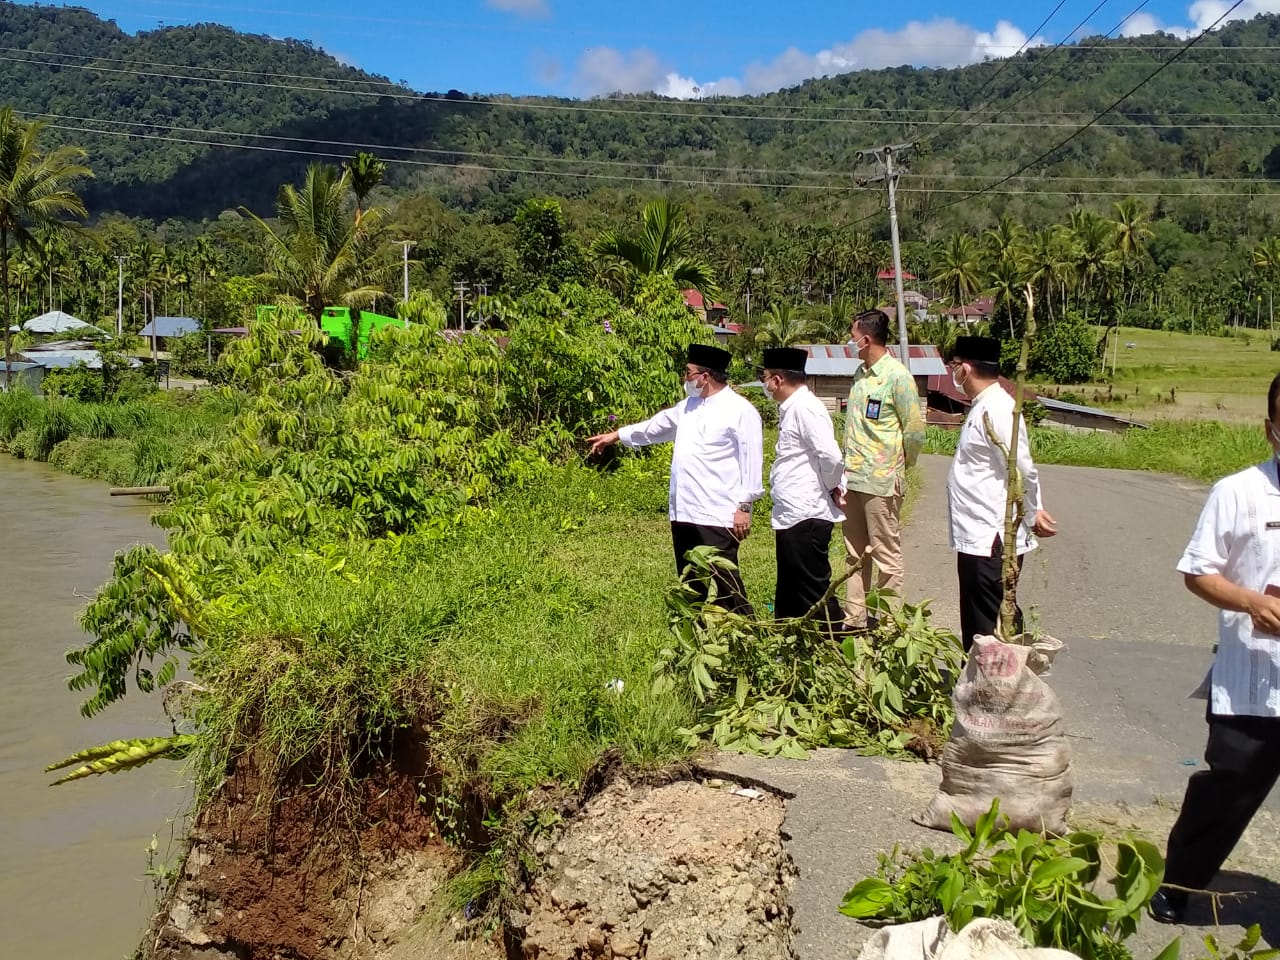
146, 761, 503, 960
145, 765, 796, 960
517, 776, 795, 959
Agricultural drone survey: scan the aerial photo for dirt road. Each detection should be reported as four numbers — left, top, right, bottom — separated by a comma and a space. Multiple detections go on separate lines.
714, 455, 1280, 960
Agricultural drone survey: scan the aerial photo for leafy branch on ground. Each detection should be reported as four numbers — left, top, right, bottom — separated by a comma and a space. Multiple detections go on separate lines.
838, 799, 1164, 960
651, 547, 962, 760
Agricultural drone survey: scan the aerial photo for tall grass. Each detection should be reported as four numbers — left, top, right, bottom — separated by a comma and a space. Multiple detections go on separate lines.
193, 461, 701, 807
0, 388, 234, 485
924, 421, 1269, 484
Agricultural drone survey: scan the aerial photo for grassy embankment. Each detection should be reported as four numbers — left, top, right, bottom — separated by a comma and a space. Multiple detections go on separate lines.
0, 388, 234, 485
1043, 326, 1277, 423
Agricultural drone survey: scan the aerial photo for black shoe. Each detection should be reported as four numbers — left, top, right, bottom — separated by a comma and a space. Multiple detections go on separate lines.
1149, 888, 1187, 924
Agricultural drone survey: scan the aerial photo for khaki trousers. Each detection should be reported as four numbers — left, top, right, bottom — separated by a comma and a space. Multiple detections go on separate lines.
842, 489, 904, 627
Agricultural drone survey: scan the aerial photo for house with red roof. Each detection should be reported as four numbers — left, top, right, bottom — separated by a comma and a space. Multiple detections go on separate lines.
681, 289, 730, 323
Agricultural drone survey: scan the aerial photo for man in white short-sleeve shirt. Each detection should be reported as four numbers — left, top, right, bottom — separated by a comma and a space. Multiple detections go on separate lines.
587, 343, 764, 614
1150, 372, 1280, 924
760, 346, 845, 627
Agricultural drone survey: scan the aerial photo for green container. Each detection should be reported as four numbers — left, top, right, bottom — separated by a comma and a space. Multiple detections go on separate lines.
256, 305, 407, 360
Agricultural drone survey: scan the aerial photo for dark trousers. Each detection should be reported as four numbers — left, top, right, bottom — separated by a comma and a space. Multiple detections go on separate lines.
671, 521, 753, 616
775, 519, 843, 626
1164, 712, 1280, 892
956, 536, 1024, 651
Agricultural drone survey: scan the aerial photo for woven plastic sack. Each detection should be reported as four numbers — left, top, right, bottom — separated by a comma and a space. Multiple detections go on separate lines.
915, 634, 1073, 834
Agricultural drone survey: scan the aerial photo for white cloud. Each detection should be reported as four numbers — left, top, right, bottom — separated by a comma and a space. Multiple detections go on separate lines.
486, 0, 549, 18
1188, 0, 1280, 29
1118, 11, 1163, 36
573, 18, 1046, 99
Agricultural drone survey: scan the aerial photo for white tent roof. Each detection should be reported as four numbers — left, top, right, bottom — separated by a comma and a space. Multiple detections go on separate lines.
19, 310, 99, 335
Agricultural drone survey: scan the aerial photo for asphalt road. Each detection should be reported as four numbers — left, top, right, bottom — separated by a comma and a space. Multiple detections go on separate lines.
711, 455, 1280, 960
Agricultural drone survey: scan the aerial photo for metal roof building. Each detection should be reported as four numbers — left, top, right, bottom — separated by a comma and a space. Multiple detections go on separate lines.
16, 349, 141, 370
801, 343, 947, 378
138, 316, 200, 338
12, 310, 100, 335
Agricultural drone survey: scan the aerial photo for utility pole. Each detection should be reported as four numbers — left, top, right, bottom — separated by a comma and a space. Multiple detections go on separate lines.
115, 255, 126, 339
454, 280, 469, 329
746, 266, 763, 328
856, 143, 914, 363
397, 241, 412, 305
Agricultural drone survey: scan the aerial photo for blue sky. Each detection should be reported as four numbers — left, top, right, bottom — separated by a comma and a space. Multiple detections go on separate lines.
68, 0, 1264, 97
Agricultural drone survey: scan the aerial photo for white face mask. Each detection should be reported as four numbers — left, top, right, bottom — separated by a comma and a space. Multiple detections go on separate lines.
951, 364, 969, 392
763, 380, 777, 401
684, 379, 702, 399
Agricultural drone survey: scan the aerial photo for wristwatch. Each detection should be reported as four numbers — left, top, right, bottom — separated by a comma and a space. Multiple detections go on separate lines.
737, 502, 753, 512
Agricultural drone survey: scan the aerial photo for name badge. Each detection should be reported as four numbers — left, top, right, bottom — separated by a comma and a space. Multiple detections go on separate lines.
866, 398, 882, 420
1267, 521, 1280, 530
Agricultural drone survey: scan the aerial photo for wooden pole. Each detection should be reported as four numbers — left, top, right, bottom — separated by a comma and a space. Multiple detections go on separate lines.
109, 485, 170, 497
999, 284, 1036, 640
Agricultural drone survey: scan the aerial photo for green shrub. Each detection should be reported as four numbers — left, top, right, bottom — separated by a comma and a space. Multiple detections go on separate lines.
1032, 314, 1097, 384
839, 800, 1164, 960
43, 362, 106, 402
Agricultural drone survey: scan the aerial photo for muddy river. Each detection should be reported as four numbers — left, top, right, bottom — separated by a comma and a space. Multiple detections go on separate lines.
0, 458, 184, 958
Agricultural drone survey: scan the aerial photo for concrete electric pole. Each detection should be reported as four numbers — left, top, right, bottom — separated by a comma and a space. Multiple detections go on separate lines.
454, 280, 469, 329
398, 241, 412, 304
857, 143, 914, 364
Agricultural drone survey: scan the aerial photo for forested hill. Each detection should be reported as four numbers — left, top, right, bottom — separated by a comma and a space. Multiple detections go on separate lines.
4, 1, 1280, 233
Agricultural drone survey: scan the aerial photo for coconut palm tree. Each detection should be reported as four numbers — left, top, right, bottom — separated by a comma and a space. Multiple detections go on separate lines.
591, 199, 716, 294
0, 108, 92, 385
931, 233, 982, 329
244, 163, 387, 324
1252, 236, 1280, 332
986, 253, 1029, 341
1109, 198, 1153, 307
753, 303, 816, 348
345, 151, 386, 225
1067, 210, 1118, 324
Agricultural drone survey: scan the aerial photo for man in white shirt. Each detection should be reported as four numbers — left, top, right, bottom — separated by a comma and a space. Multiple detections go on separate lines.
946, 336, 1057, 651
761, 347, 845, 626
1150, 372, 1280, 924
587, 343, 764, 614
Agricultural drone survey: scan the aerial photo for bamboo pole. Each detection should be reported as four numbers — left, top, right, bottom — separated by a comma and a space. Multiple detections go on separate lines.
998, 284, 1036, 640
109, 485, 170, 497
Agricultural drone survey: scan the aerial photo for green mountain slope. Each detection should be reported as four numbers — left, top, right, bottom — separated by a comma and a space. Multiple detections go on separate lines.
2, 1, 1280, 233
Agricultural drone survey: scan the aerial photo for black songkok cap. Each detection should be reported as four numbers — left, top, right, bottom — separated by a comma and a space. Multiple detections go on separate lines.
761, 347, 808, 373
687, 343, 732, 373
952, 336, 1001, 365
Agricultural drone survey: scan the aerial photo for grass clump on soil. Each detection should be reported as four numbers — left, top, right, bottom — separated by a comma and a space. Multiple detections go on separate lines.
0, 387, 234, 484
190, 461, 697, 811
924, 421, 1268, 485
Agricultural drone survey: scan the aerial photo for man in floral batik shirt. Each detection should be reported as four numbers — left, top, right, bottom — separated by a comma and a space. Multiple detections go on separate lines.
841, 309, 925, 630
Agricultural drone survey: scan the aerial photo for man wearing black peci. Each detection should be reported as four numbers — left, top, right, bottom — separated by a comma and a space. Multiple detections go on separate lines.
587, 343, 764, 614
760, 346, 846, 627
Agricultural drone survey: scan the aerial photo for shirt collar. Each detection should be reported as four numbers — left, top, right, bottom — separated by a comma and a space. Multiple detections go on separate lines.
971, 382, 1004, 405
779, 384, 808, 413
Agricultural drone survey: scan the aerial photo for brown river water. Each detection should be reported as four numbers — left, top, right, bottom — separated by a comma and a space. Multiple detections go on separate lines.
0, 458, 185, 959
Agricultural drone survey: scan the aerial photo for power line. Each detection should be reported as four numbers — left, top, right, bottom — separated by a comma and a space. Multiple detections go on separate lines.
942, 0, 1152, 144
34, 117, 1277, 200
922, 0, 1115, 145
3, 46, 1280, 130
32, 111, 1280, 186
924, 0, 1249, 215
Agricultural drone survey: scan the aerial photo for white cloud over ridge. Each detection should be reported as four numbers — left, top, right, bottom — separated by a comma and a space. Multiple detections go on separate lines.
571, 0, 1267, 100
487, 0, 549, 19
573, 17, 1041, 98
